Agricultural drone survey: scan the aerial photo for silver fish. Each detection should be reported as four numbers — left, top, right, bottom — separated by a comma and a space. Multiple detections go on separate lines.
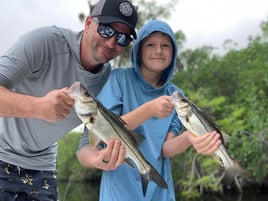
171, 90, 234, 168
68, 81, 168, 196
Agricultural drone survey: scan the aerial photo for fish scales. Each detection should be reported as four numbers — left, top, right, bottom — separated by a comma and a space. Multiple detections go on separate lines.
68, 81, 168, 196
171, 90, 234, 168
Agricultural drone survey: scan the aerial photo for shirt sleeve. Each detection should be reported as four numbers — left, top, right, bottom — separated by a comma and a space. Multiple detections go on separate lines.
168, 112, 184, 136
78, 126, 90, 150
0, 26, 62, 88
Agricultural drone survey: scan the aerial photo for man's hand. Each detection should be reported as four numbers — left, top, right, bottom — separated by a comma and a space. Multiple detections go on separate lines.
77, 139, 125, 171
37, 88, 74, 122
95, 139, 126, 170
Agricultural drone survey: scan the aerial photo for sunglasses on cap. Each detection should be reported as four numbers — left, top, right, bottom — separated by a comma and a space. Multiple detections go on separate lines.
93, 18, 133, 47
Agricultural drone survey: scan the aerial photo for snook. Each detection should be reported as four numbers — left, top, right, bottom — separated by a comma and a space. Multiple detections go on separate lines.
68, 82, 168, 196
171, 90, 234, 168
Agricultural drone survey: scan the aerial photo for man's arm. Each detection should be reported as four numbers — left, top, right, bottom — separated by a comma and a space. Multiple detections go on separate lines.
0, 86, 74, 122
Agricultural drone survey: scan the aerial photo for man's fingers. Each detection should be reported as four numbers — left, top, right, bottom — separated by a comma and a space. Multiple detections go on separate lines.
100, 139, 125, 170
108, 139, 121, 166
114, 145, 125, 167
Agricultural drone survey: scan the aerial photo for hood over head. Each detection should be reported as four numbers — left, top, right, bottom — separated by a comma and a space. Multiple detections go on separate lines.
131, 20, 178, 87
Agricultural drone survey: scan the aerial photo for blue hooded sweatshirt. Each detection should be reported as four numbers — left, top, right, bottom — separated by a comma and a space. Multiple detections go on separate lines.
96, 20, 184, 201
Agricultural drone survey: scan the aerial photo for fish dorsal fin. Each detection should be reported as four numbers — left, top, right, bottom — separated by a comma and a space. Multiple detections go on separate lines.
188, 99, 220, 132
98, 102, 127, 128
82, 88, 146, 146
221, 131, 231, 146
90, 93, 146, 145
101, 108, 145, 146
181, 94, 218, 129
130, 132, 145, 146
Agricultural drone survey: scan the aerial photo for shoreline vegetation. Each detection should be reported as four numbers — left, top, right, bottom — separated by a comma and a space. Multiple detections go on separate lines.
57, 131, 268, 200
57, 17, 268, 201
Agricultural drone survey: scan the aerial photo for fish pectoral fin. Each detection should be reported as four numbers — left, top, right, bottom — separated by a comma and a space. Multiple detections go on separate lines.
124, 158, 135, 169
188, 131, 199, 138
89, 130, 102, 149
131, 132, 145, 145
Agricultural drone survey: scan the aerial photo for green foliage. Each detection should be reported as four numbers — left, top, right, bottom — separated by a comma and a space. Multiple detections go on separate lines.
172, 148, 222, 200
70, 4, 268, 199
171, 17, 268, 198
134, 0, 178, 28
260, 17, 268, 39
58, 18, 268, 198
175, 30, 186, 49
57, 132, 101, 182
58, 181, 99, 201
57, 132, 101, 200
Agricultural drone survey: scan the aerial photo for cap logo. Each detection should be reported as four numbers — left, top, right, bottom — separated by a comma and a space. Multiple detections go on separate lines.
119, 2, 133, 17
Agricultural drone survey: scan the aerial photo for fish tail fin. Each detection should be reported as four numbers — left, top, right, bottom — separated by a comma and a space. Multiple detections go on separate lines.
215, 145, 234, 168
140, 165, 168, 196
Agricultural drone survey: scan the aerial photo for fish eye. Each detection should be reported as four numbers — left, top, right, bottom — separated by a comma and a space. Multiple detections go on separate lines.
84, 91, 90, 97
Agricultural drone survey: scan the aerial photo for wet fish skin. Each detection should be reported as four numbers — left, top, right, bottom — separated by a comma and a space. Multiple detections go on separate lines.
171, 90, 234, 168
68, 81, 168, 196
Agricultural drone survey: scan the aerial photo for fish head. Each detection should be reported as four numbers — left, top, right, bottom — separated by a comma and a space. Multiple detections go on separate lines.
68, 82, 98, 124
171, 90, 192, 117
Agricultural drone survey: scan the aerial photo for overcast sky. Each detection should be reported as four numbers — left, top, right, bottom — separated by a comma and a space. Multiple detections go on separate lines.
0, 0, 268, 55
167, 0, 268, 53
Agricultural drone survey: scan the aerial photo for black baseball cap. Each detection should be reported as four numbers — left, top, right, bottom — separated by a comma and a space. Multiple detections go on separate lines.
91, 0, 138, 39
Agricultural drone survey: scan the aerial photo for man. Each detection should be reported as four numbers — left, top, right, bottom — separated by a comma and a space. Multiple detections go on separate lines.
0, 0, 138, 200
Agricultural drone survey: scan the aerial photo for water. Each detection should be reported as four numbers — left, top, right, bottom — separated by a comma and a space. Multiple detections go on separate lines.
58, 181, 268, 201
199, 193, 268, 201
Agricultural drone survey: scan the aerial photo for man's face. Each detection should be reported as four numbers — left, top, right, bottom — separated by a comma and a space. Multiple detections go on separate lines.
81, 16, 133, 69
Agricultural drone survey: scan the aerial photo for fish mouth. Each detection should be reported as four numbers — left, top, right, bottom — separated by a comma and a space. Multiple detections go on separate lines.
174, 101, 188, 110
78, 112, 95, 117
173, 102, 190, 117
67, 81, 81, 99
179, 101, 188, 107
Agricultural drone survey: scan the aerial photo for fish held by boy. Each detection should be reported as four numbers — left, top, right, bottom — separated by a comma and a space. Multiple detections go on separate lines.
68, 81, 168, 196
171, 90, 234, 168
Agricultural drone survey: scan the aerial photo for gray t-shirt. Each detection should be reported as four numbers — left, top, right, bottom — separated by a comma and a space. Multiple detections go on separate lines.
0, 26, 111, 170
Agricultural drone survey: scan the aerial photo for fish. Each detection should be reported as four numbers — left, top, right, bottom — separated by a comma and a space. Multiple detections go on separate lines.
68, 81, 168, 196
171, 90, 234, 168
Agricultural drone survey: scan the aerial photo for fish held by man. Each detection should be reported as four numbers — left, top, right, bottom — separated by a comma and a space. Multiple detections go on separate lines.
68, 81, 168, 196
171, 90, 234, 168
